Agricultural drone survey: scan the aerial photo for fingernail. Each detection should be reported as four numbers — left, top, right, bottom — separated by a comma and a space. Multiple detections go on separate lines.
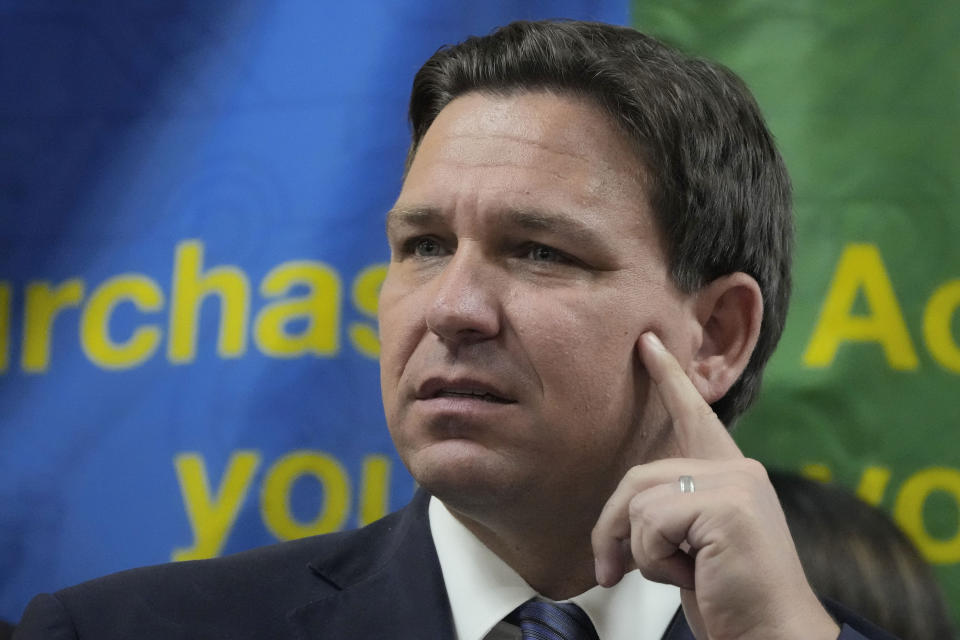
644, 332, 664, 351
595, 557, 607, 585
595, 557, 613, 587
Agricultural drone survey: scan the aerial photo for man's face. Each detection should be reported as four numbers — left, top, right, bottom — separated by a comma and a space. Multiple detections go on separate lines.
379, 91, 692, 518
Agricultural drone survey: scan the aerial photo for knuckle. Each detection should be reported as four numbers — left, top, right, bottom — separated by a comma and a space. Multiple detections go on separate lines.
741, 457, 769, 480
628, 494, 661, 530
623, 465, 650, 489
725, 484, 755, 513
627, 493, 647, 520
591, 511, 617, 547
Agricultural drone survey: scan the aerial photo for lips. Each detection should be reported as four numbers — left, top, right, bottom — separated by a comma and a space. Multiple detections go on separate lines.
416, 377, 516, 404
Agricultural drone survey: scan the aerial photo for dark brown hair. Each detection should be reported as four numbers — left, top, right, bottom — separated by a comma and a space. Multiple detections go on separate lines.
771, 471, 956, 639
405, 20, 793, 425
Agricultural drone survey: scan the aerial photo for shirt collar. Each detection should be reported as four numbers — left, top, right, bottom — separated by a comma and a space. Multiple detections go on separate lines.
428, 496, 680, 640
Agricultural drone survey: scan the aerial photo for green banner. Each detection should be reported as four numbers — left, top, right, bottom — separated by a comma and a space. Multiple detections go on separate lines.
634, 0, 960, 625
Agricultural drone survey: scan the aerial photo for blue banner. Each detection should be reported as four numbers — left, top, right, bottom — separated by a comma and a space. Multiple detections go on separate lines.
0, 1, 628, 622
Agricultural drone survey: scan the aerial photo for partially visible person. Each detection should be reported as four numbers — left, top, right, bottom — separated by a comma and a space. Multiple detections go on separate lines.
770, 470, 956, 640
0, 619, 14, 640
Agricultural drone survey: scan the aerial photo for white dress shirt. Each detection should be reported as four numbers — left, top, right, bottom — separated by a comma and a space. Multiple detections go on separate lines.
429, 496, 681, 640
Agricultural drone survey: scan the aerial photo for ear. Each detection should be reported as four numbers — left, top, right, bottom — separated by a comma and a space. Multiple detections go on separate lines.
688, 273, 763, 404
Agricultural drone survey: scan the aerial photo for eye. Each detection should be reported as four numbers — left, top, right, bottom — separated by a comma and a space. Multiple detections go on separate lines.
415, 238, 440, 256
403, 236, 446, 258
526, 243, 570, 263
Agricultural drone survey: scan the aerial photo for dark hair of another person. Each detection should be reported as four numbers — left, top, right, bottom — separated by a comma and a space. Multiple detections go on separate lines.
770, 470, 956, 640
405, 20, 793, 426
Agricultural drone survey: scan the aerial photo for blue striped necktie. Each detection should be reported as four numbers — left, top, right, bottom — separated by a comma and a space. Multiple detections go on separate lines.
507, 600, 601, 640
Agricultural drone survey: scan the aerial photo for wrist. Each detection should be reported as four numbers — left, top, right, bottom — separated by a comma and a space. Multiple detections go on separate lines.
775, 601, 841, 640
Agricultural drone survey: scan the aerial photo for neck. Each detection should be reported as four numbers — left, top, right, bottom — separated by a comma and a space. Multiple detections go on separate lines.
431, 417, 680, 599
445, 498, 602, 600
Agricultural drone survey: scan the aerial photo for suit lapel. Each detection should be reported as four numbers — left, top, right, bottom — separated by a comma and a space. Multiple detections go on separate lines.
660, 606, 696, 640
287, 490, 455, 639
286, 490, 693, 640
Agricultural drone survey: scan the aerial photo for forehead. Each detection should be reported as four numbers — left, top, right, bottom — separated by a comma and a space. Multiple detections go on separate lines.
397, 91, 654, 239
429, 90, 634, 162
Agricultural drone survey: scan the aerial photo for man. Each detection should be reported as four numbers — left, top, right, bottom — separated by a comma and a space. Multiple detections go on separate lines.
15, 20, 896, 640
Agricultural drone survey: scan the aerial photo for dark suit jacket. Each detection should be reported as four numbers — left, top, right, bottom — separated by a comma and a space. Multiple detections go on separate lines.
14, 490, 897, 639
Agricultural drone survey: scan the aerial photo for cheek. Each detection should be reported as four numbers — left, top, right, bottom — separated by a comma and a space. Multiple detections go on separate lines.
377, 285, 424, 392
518, 301, 639, 412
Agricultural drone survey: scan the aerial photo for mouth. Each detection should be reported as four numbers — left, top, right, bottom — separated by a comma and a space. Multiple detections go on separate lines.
416, 378, 516, 404
433, 389, 513, 404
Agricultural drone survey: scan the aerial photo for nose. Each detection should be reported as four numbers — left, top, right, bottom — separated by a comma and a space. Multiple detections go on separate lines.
425, 248, 501, 346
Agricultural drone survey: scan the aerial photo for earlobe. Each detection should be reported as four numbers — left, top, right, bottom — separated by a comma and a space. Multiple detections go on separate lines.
690, 273, 763, 404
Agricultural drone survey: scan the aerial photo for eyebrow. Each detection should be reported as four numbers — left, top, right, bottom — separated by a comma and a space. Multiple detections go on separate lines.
507, 207, 599, 239
385, 205, 441, 234
386, 205, 609, 248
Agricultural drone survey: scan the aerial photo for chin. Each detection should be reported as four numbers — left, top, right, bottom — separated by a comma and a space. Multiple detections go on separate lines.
403, 440, 527, 513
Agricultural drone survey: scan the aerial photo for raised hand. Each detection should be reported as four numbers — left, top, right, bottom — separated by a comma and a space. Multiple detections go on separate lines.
592, 332, 839, 640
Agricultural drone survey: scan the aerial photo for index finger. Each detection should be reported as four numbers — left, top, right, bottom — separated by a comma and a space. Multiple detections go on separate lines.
640, 331, 742, 460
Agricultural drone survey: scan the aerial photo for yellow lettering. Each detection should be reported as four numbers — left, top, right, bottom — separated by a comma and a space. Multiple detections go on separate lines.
800, 463, 832, 483
22, 279, 84, 372
855, 466, 891, 506
893, 467, 960, 564
168, 240, 249, 363
348, 264, 387, 359
171, 451, 261, 561
923, 279, 960, 373
0, 282, 9, 373
358, 455, 391, 526
253, 261, 340, 357
261, 451, 350, 540
80, 275, 164, 369
803, 244, 918, 370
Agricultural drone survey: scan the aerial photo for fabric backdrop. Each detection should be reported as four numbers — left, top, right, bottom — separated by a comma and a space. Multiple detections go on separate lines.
1, 0, 956, 626
634, 1, 959, 625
